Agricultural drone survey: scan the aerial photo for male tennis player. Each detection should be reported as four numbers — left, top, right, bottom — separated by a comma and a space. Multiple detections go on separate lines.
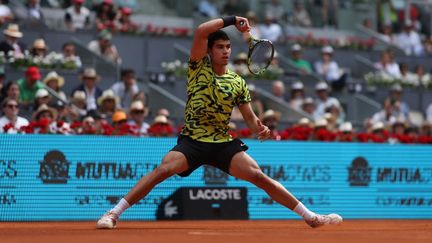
96, 16, 342, 229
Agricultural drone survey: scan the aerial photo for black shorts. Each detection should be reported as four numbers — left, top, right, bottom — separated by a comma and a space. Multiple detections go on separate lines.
171, 135, 249, 177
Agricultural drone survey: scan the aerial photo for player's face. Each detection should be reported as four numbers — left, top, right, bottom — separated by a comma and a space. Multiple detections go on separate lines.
209, 40, 231, 65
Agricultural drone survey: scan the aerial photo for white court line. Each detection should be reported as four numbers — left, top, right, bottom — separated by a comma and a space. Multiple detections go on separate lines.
188, 231, 247, 236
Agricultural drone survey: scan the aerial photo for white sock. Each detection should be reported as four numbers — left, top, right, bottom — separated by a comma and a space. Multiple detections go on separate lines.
293, 202, 316, 220
110, 198, 130, 216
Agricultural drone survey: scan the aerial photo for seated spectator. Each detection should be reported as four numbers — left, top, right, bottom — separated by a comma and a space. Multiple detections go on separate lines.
370, 98, 404, 127
426, 103, 432, 123
380, 24, 396, 44
388, 84, 410, 119
289, 44, 312, 74
389, 118, 408, 144
97, 89, 119, 120
369, 121, 389, 143
111, 69, 139, 109
262, 109, 281, 140
0, 0, 13, 24
197, 0, 219, 18
265, 0, 286, 22
14, 0, 44, 24
311, 118, 336, 142
374, 50, 401, 78
291, 0, 311, 27
88, 30, 122, 65
301, 97, 315, 117
258, 15, 283, 43
111, 110, 135, 136
43, 71, 66, 102
70, 90, 87, 118
31, 104, 57, 134
413, 65, 431, 87
324, 101, 344, 126
33, 88, 51, 111
337, 122, 354, 142
313, 81, 341, 120
29, 38, 48, 59
116, 7, 139, 33
60, 42, 82, 68
128, 100, 149, 136
80, 116, 97, 135
0, 81, 20, 105
314, 46, 346, 91
285, 117, 313, 141
271, 80, 287, 101
395, 20, 423, 56
0, 98, 29, 133
17, 66, 44, 106
95, 0, 117, 32
288, 81, 305, 111
0, 23, 26, 57
71, 68, 103, 111
65, 0, 91, 31
222, 0, 248, 16
398, 63, 418, 86
148, 115, 175, 137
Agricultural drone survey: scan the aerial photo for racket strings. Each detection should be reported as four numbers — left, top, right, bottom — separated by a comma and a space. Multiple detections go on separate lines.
249, 41, 274, 74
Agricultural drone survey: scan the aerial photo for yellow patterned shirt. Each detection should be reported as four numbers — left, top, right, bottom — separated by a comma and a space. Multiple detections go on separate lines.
181, 56, 251, 143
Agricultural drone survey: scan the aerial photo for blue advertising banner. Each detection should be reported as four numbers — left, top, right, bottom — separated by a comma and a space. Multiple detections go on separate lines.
0, 134, 431, 221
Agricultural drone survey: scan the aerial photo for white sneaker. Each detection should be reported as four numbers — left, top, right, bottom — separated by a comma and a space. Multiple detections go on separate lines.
305, 213, 343, 228
96, 211, 118, 229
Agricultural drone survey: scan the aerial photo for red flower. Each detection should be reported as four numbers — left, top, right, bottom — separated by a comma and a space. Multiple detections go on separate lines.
3, 123, 14, 133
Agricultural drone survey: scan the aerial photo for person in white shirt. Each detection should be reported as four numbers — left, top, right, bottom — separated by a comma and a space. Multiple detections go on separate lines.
313, 81, 342, 120
0, 98, 29, 133
259, 15, 283, 43
111, 69, 139, 109
128, 100, 149, 136
314, 46, 346, 91
374, 50, 401, 78
64, 0, 91, 31
395, 21, 423, 56
88, 30, 122, 65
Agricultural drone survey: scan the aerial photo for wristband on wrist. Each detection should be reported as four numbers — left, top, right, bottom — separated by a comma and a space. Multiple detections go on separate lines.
222, 16, 236, 28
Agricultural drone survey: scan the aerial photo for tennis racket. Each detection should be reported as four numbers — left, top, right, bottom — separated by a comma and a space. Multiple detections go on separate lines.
240, 21, 275, 75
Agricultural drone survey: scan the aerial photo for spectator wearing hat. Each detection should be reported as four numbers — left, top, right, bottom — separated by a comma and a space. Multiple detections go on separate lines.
258, 14, 283, 43
387, 83, 410, 119
71, 68, 103, 111
29, 38, 48, 59
43, 71, 66, 102
369, 121, 389, 143
337, 122, 354, 142
60, 42, 82, 69
324, 101, 345, 126
33, 88, 51, 111
148, 115, 175, 137
0, 23, 26, 57
0, 0, 13, 25
97, 89, 119, 121
285, 117, 313, 141
314, 45, 346, 91
17, 66, 44, 106
128, 100, 149, 136
289, 81, 305, 111
301, 97, 316, 117
31, 103, 57, 134
116, 7, 139, 33
95, 0, 117, 32
88, 29, 122, 65
389, 118, 408, 144
271, 80, 287, 101
70, 90, 87, 118
312, 118, 336, 142
370, 98, 404, 128
111, 69, 139, 109
289, 43, 312, 74
374, 50, 401, 78
313, 81, 341, 120
111, 110, 135, 136
0, 98, 28, 133
262, 109, 281, 140
65, 0, 91, 31
79, 116, 97, 135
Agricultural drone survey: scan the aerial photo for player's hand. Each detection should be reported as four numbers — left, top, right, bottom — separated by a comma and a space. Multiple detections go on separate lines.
257, 120, 271, 141
235, 16, 250, 33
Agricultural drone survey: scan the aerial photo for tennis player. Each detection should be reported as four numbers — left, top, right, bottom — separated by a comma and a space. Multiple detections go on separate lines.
96, 16, 342, 229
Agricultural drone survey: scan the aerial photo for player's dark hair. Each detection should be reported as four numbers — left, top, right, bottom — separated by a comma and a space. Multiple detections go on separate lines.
207, 30, 230, 49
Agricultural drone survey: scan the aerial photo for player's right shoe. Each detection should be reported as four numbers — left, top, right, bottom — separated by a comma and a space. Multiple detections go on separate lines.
96, 211, 118, 229
305, 213, 343, 228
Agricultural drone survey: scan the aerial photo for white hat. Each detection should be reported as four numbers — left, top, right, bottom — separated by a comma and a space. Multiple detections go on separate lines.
3, 24, 23, 38
315, 118, 328, 127
72, 90, 86, 101
315, 81, 329, 91
262, 109, 280, 121
390, 83, 403, 92
43, 71, 65, 87
130, 100, 145, 111
302, 97, 314, 105
35, 89, 49, 98
291, 81, 304, 90
97, 89, 119, 106
321, 45, 334, 54
248, 84, 256, 91
339, 122, 353, 132
298, 117, 311, 125
154, 115, 168, 124
291, 43, 302, 52
372, 122, 385, 131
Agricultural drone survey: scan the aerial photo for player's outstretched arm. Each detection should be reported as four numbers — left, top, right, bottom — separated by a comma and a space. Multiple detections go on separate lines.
190, 16, 250, 62
238, 103, 271, 141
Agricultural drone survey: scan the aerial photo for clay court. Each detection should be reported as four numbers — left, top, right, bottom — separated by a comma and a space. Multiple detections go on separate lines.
1, 220, 431, 243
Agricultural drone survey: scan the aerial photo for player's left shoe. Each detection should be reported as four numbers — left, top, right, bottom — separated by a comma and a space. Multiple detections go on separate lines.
96, 211, 118, 229
305, 213, 343, 228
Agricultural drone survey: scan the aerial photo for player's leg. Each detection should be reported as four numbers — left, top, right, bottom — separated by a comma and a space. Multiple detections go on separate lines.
96, 151, 189, 229
229, 151, 342, 228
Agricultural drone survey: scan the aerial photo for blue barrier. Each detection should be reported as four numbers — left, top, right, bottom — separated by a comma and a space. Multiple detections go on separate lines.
0, 134, 431, 221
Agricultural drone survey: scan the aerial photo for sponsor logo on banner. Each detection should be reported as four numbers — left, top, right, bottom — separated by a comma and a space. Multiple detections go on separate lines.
348, 157, 372, 186
188, 188, 242, 200
38, 150, 70, 184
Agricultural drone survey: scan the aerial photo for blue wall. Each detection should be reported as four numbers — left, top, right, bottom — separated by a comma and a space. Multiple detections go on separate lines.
0, 135, 431, 221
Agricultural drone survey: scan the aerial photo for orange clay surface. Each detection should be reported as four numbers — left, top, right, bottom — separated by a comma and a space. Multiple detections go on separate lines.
1, 220, 431, 243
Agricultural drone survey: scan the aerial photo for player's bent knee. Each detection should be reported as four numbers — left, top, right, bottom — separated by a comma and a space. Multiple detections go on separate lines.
153, 165, 174, 179
248, 170, 268, 187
